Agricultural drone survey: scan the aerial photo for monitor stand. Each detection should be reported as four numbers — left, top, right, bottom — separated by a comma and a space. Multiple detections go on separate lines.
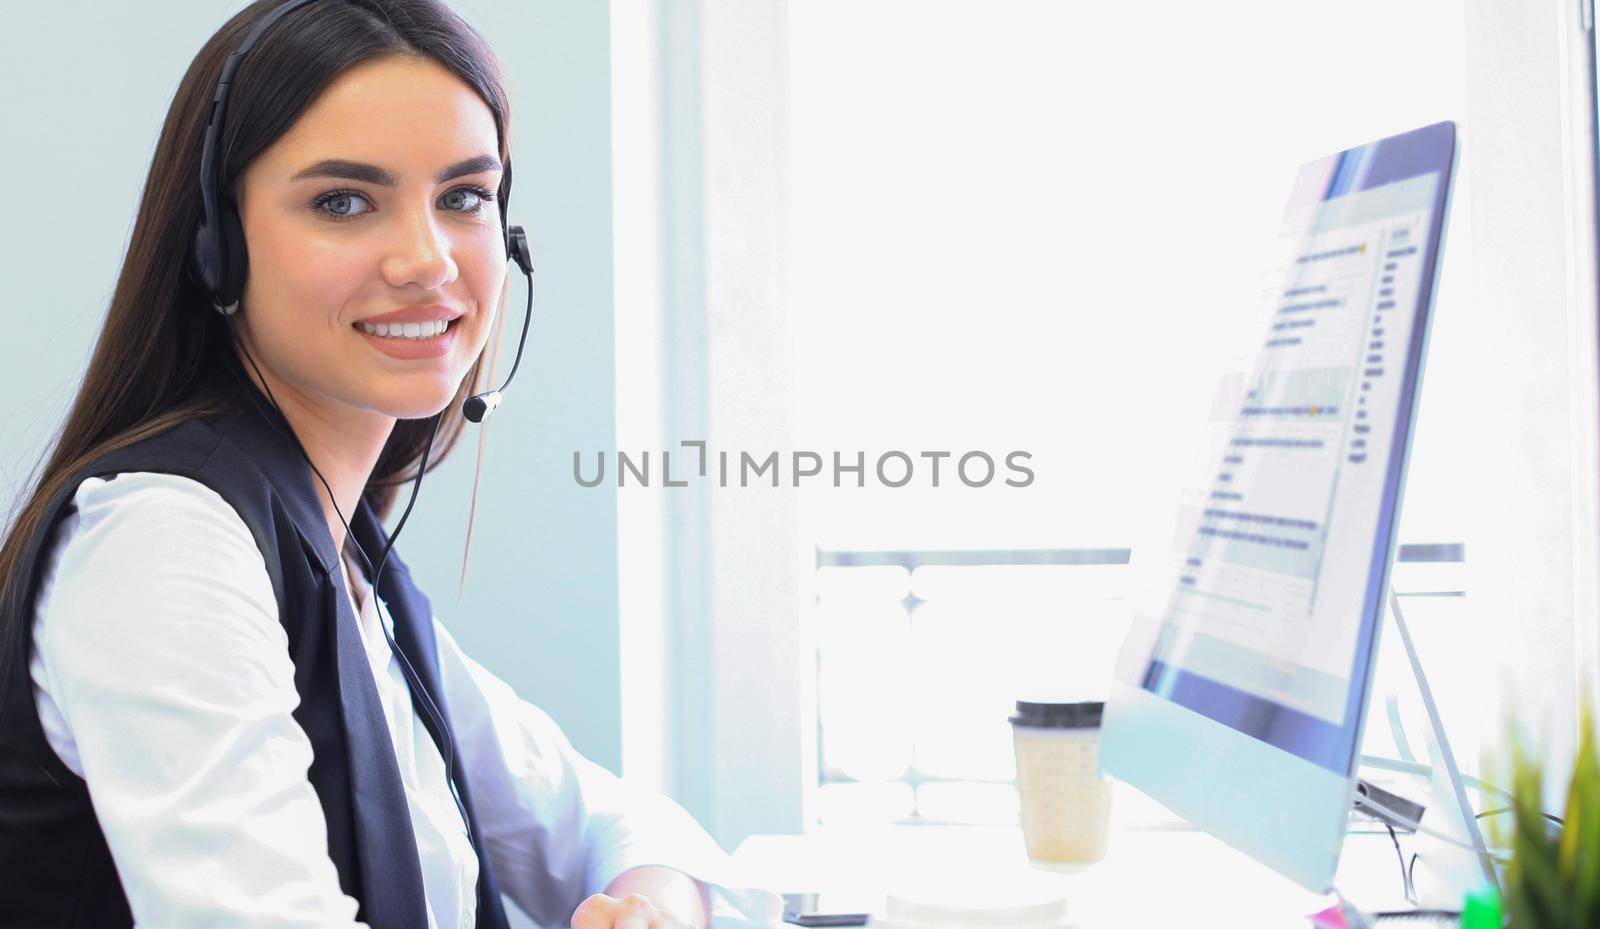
1366, 586, 1499, 899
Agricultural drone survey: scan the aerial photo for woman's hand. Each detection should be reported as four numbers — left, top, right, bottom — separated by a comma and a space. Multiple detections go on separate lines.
575, 865, 712, 929
572, 891, 694, 929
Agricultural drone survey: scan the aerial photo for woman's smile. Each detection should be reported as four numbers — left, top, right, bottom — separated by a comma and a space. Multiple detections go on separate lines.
354, 315, 461, 359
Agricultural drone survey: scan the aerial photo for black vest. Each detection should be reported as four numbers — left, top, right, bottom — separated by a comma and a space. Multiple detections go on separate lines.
0, 388, 513, 929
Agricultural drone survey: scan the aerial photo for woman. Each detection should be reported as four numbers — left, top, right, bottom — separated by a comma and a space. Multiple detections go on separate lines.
0, 1, 778, 927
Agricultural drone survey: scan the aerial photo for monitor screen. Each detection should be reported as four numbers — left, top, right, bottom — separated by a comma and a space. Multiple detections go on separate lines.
1134, 137, 1451, 775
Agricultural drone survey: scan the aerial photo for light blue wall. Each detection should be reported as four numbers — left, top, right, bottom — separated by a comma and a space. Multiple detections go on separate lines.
0, 0, 625, 780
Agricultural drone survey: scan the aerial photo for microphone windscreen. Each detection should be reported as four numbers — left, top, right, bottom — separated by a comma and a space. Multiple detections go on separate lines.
463, 390, 503, 423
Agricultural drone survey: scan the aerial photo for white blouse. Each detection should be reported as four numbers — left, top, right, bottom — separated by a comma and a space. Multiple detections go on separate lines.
27, 471, 780, 929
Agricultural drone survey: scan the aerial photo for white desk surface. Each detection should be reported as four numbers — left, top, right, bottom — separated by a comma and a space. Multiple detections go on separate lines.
728, 788, 1425, 929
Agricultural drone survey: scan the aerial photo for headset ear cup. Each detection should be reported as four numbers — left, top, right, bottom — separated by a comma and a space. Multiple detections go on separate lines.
508, 226, 532, 275
192, 221, 221, 298
218, 205, 249, 309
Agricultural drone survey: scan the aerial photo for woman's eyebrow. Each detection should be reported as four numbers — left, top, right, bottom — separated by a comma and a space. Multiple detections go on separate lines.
289, 154, 502, 186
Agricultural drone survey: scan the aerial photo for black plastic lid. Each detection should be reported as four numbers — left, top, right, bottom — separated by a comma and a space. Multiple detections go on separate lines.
1008, 700, 1104, 729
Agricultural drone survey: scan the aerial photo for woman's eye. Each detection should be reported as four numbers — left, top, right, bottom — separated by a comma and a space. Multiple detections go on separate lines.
441, 186, 492, 214
311, 190, 373, 222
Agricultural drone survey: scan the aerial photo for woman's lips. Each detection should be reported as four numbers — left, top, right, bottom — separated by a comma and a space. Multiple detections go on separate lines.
354, 318, 458, 360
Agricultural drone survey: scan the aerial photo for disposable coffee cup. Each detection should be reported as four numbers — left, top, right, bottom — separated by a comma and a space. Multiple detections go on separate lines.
1008, 700, 1112, 863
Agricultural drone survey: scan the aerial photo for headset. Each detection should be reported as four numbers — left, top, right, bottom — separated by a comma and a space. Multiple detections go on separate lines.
189, 0, 539, 859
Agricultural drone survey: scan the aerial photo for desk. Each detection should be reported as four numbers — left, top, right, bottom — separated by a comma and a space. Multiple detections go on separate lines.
728, 788, 1425, 929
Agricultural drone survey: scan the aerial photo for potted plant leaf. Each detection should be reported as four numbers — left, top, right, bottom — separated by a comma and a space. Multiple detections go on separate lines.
1491, 703, 1600, 928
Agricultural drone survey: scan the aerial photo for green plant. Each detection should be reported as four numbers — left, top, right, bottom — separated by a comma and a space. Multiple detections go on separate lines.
1493, 704, 1600, 928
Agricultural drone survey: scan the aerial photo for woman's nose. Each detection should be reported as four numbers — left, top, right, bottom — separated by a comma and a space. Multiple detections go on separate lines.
381, 206, 458, 290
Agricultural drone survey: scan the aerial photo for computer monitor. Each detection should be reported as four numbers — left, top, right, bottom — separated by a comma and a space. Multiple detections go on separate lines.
1100, 121, 1458, 893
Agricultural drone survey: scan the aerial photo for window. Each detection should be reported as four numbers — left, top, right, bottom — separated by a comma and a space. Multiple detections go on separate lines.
787, 0, 1478, 827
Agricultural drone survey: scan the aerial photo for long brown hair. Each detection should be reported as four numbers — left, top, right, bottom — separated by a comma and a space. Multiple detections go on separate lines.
0, 0, 514, 633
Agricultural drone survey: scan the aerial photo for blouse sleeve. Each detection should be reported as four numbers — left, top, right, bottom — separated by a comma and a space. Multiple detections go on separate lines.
28, 472, 367, 929
431, 619, 785, 929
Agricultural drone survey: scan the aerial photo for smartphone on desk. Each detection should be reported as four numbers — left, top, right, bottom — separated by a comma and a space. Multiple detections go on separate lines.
782, 892, 873, 927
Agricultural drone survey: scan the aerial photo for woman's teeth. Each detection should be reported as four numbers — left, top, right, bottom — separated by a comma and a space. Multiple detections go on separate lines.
357, 319, 449, 339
